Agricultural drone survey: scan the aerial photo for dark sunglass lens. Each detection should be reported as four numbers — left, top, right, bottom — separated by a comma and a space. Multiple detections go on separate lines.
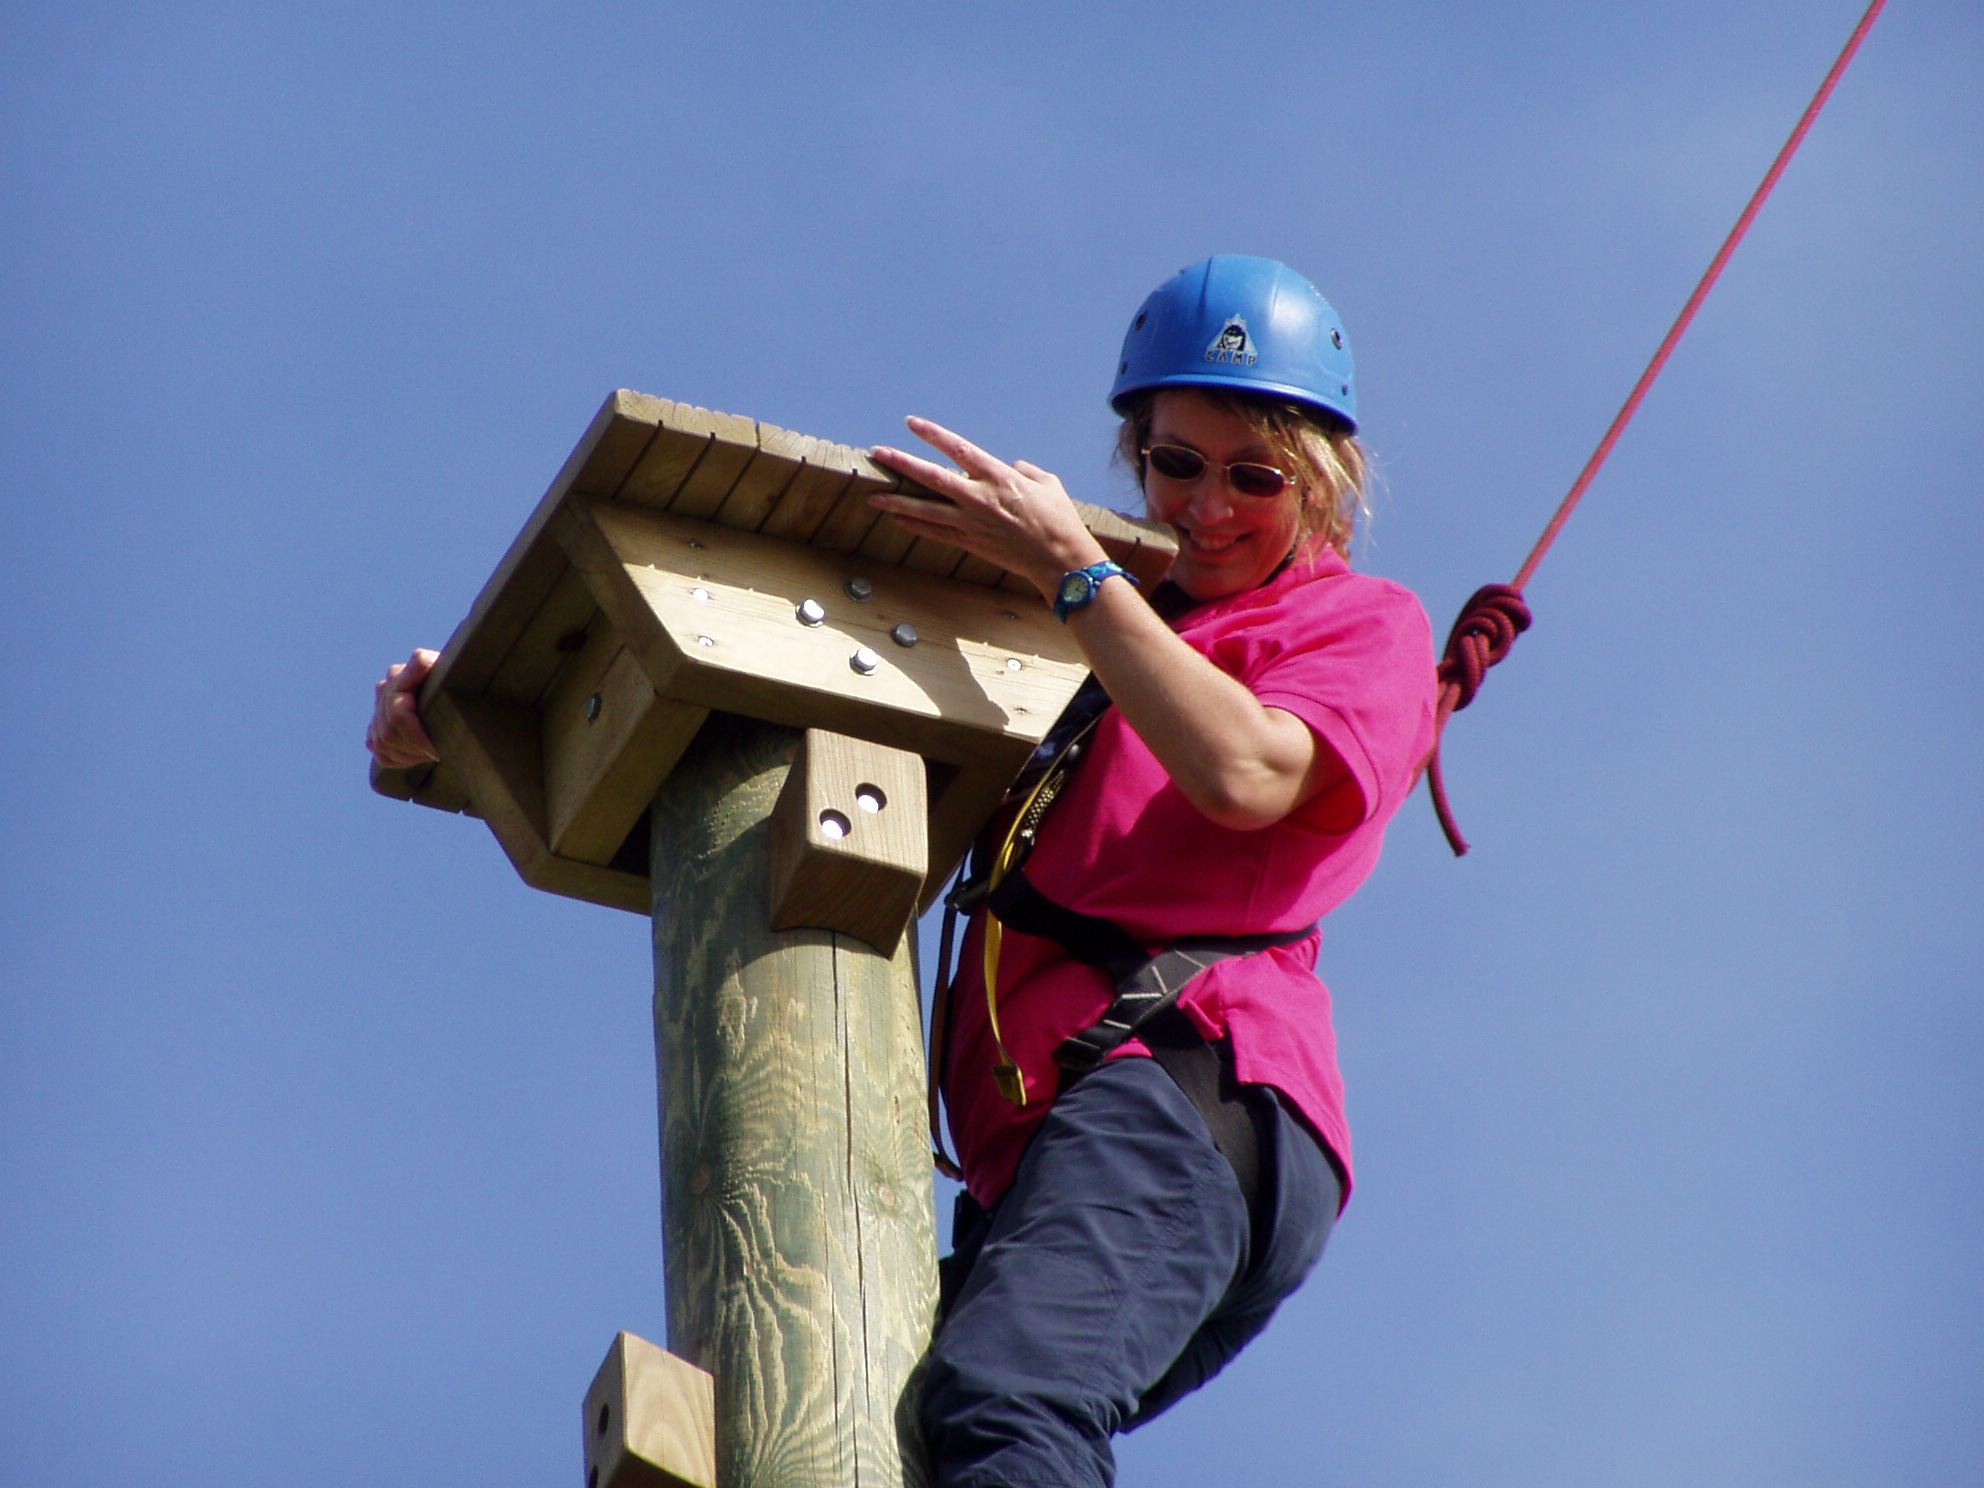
1228, 463, 1288, 498
1147, 445, 1208, 481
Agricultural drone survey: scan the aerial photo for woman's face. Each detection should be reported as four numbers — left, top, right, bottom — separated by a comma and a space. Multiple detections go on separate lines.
1142, 389, 1306, 600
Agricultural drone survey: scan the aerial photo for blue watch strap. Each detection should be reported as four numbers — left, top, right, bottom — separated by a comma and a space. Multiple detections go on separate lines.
1053, 560, 1137, 622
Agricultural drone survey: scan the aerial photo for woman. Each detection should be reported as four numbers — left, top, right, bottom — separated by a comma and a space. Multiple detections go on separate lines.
368, 257, 1435, 1488
863, 256, 1435, 1488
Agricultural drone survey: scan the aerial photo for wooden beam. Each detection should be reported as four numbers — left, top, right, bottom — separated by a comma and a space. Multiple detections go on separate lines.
552, 499, 1084, 769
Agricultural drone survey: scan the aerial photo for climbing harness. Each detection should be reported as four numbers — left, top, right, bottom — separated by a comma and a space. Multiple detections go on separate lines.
926, 668, 1313, 1222
1426, 0, 1888, 855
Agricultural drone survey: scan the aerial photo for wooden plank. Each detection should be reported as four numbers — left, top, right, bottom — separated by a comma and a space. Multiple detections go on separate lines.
712, 423, 811, 531
854, 501, 919, 567
655, 409, 759, 519
693, 444, 791, 529
767, 730, 927, 954
557, 500, 1091, 771
649, 721, 936, 1488
542, 627, 709, 865
755, 430, 871, 544
896, 536, 970, 578
574, 391, 672, 498
423, 391, 667, 702
951, 553, 1010, 589
806, 450, 899, 554
618, 403, 752, 512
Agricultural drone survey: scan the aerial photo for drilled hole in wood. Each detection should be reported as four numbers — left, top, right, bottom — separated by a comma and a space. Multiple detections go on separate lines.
588, 1467, 598, 1488
596, 1401, 610, 1438
855, 785, 886, 814
818, 810, 851, 840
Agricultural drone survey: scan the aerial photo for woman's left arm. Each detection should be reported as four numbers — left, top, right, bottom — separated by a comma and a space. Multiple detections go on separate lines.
870, 417, 1352, 832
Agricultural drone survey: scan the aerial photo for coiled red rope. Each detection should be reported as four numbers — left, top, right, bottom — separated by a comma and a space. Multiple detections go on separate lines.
1425, 0, 1887, 855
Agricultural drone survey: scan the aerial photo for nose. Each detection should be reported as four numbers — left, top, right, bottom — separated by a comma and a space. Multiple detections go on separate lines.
1178, 469, 1242, 522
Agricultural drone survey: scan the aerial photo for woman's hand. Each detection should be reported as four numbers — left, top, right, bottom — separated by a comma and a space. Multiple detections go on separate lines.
367, 648, 441, 768
870, 416, 1351, 831
869, 416, 1110, 601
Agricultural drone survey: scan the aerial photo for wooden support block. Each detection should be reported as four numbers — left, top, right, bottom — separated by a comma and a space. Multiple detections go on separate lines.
541, 624, 709, 865
581, 1331, 715, 1488
768, 730, 927, 953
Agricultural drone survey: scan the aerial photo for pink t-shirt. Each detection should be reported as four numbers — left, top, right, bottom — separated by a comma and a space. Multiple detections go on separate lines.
942, 546, 1436, 1210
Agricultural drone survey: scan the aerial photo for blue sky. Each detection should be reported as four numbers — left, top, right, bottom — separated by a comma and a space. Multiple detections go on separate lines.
2, 2, 1978, 1484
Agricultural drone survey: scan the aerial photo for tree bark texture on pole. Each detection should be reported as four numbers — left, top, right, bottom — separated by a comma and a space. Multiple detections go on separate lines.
649, 715, 937, 1488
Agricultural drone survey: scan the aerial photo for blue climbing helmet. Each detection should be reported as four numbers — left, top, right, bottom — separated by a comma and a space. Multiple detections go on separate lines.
1109, 255, 1356, 430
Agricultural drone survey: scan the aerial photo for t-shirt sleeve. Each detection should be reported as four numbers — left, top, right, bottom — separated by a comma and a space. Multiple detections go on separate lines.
1204, 577, 1437, 826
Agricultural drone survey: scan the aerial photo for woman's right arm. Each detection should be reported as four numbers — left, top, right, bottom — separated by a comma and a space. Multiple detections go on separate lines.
367, 648, 442, 767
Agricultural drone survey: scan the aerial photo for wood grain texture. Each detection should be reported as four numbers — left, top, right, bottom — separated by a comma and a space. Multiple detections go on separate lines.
650, 718, 936, 1488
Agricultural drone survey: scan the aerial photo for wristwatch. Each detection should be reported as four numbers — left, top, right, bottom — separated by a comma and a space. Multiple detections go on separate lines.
1053, 560, 1138, 622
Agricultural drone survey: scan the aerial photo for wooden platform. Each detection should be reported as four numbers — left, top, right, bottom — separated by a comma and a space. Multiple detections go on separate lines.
371, 390, 1174, 915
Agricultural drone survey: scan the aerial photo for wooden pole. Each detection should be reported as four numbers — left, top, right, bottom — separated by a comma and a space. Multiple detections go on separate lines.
648, 714, 937, 1488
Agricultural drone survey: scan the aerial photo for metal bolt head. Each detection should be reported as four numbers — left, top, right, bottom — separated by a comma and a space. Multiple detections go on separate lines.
890, 622, 918, 648
844, 576, 875, 602
585, 692, 602, 722
691, 586, 712, 603
1005, 657, 1023, 672
850, 646, 881, 675
796, 598, 827, 626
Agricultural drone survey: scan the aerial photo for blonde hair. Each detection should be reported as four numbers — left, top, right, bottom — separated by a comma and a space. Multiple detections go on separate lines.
1115, 388, 1368, 557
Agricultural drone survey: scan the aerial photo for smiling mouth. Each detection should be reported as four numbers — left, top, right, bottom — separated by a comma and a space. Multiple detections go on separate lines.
1182, 529, 1249, 555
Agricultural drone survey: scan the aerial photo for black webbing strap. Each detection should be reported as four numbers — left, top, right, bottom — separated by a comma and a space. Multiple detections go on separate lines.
1050, 926, 1313, 1076
1137, 1007, 1271, 1246
983, 866, 1148, 982
980, 862, 1312, 1231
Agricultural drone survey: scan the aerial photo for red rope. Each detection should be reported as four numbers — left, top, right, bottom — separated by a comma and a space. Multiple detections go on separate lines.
1427, 0, 1887, 856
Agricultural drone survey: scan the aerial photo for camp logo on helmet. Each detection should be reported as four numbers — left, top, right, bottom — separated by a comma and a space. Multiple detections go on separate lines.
1204, 317, 1259, 367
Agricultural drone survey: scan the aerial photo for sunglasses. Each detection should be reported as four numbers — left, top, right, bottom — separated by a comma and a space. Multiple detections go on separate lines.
1142, 444, 1292, 499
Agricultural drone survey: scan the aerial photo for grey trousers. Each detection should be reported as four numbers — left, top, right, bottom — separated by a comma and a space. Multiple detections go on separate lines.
922, 1056, 1341, 1488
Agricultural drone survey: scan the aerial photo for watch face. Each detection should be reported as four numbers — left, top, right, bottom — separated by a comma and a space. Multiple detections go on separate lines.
1059, 572, 1090, 605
